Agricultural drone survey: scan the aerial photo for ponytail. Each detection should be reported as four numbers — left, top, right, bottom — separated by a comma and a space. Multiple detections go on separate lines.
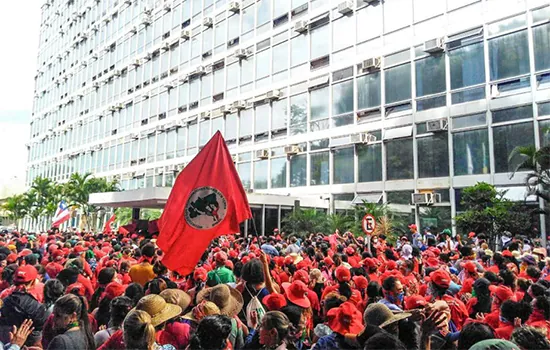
77, 295, 95, 350
53, 294, 95, 350
338, 281, 352, 300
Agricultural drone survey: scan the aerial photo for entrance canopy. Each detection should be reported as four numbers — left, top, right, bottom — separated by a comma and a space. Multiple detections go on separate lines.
89, 187, 332, 209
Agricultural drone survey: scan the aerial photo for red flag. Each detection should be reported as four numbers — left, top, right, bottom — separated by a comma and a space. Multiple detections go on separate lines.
157, 131, 252, 275
103, 214, 116, 233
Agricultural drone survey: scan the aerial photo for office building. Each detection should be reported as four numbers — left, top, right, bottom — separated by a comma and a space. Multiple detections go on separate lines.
28, 0, 550, 234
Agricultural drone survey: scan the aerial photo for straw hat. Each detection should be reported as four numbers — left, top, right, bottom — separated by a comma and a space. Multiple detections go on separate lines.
135, 294, 182, 327
363, 303, 411, 329
182, 301, 220, 322
159, 289, 192, 312
196, 284, 244, 317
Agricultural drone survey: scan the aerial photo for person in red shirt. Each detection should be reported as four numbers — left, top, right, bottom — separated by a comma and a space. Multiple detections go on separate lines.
362, 258, 380, 285
484, 285, 516, 330
495, 300, 527, 340
459, 261, 479, 297
398, 259, 419, 294
320, 266, 362, 307
45, 250, 65, 279
428, 269, 469, 330
526, 295, 550, 337
292, 270, 321, 318
466, 277, 492, 318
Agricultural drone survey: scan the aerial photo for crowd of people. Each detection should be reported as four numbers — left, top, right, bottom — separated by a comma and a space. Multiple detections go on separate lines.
0, 225, 549, 350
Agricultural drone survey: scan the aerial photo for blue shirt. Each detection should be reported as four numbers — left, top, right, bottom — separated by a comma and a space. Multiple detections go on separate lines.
312, 333, 339, 350
379, 298, 404, 312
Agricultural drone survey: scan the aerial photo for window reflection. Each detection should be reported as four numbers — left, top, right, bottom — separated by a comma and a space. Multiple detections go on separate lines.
386, 138, 414, 180
453, 129, 490, 176
310, 152, 329, 185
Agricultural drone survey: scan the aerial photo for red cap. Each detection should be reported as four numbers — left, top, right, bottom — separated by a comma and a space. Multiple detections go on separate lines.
275, 257, 285, 267
213, 247, 221, 253
241, 256, 251, 265
262, 293, 287, 311
462, 261, 477, 274
52, 250, 65, 261
345, 247, 355, 255
194, 267, 208, 282
224, 260, 234, 270
18, 249, 32, 258
335, 266, 351, 283
430, 269, 451, 289
327, 302, 364, 335
74, 245, 87, 253
229, 250, 239, 259
502, 250, 513, 258
405, 295, 428, 310
386, 260, 397, 271
352, 276, 368, 290
293, 270, 309, 284
468, 232, 476, 238
67, 283, 86, 297
282, 281, 311, 308
284, 256, 294, 266
491, 285, 516, 302
14, 265, 38, 284
102, 282, 126, 300
296, 260, 309, 271
214, 251, 228, 263
323, 257, 334, 266
361, 258, 376, 269
425, 257, 440, 268
7, 253, 17, 264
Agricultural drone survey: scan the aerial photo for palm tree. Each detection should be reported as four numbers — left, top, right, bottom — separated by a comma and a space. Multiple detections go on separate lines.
65, 173, 120, 231
1, 194, 28, 227
353, 201, 405, 242
281, 208, 328, 238
509, 145, 550, 203
326, 213, 354, 233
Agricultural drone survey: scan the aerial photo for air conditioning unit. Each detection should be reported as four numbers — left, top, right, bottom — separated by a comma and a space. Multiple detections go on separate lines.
218, 105, 231, 115
284, 145, 301, 155
181, 29, 191, 40
228, 1, 240, 12
361, 57, 381, 70
91, 24, 99, 32
131, 59, 141, 66
130, 133, 139, 140
294, 20, 308, 33
266, 89, 282, 100
156, 125, 165, 133
129, 26, 137, 34
140, 15, 152, 26
163, 2, 172, 12
108, 105, 117, 112
200, 111, 211, 120
191, 66, 206, 77
80, 33, 88, 40
166, 164, 177, 172
423, 37, 445, 54
163, 82, 175, 90
350, 132, 377, 144
411, 192, 442, 205
124, 0, 132, 4
161, 42, 170, 51
234, 48, 248, 59
426, 119, 448, 132
363, 0, 378, 3
115, 103, 124, 110
92, 82, 100, 89
113, 70, 121, 77
255, 149, 270, 159
203, 17, 213, 27
338, 1, 354, 14
231, 100, 247, 110
92, 144, 103, 151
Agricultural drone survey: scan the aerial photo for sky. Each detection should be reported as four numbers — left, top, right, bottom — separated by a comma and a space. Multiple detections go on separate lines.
0, 2, 41, 193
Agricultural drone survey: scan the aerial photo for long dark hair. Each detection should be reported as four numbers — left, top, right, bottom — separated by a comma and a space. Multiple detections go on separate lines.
189, 315, 232, 350
44, 279, 65, 309
471, 278, 491, 316
90, 267, 115, 311
53, 294, 95, 350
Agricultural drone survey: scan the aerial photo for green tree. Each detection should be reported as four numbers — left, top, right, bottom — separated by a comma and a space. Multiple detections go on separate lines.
64, 173, 120, 231
455, 182, 532, 240
353, 201, 406, 242
281, 208, 328, 238
326, 213, 355, 233
115, 208, 163, 226
1, 194, 28, 225
510, 145, 550, 205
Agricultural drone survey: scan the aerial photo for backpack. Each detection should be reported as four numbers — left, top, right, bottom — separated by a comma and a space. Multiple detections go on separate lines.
245, 285, 266, 329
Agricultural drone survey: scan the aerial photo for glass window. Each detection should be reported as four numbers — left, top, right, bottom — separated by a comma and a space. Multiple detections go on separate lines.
453, 128, 490, 175
384, 0, 412, 33
489, 30, 530, 81
291, 34, 308, 66
256, 49, 270, 79
539, 119, 550, 146
199, 120, 210, 146
449, 42, 485, 90
385, 63, 411, 104
238, 162, 251, 189
492, 105, 533, 124
357, 5, 382, 43
225, 113, 237, 140
452, 113, 486, 129
358, 143, 382, 182
333, 147, 354, 184
255, 104, 270, 135
254, 160, 268, 189
357, 72, 381, 109
290, 154, 306, 187
272, 98, 288, 131
271, 157, 287, 188
414, 0, 445, 22
242, 4, 255, 34
274, 0, 288, 17
533, 23, 550, 72
290, 93, 307, 135
333, 16, 354, 52
241, 57, 254, 86
416, 54, 446, 97
239, 109, 253, 137
273, 41, 288, 73
310, 152, 329, 185
257, 0, 271, 27
311, 24, 329, 59
310, 87, 329, 120
332, 80, 354, 116
386, 138, 414, 180
228, 13, 240, 39
188, 123, 198, 149
493, 122, 534, 173
227, 63, 239, 90
417, 135, 449, 178
214, 20, 226, 48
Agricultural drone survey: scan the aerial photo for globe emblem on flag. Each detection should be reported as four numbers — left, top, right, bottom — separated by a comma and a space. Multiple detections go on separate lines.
185, 186, 228, 229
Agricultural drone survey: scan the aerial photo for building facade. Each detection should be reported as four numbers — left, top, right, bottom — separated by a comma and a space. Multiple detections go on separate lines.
28, 0, 550, 234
